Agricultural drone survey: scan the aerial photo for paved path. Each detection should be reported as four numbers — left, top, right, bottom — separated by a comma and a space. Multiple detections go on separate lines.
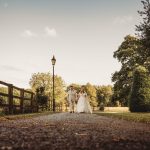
0, 112, 150, 150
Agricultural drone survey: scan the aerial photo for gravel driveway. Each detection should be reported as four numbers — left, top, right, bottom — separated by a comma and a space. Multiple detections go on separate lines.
0, 112, 150, 150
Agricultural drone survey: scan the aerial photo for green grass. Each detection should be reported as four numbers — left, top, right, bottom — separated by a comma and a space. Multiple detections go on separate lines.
0, 111, 54, 121
94, 111, 150, 123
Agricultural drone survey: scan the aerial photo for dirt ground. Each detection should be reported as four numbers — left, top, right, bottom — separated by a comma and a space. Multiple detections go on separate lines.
0, 112, 150, 150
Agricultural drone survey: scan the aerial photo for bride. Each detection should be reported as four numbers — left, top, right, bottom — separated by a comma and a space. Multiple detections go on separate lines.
76, 86, 92, 113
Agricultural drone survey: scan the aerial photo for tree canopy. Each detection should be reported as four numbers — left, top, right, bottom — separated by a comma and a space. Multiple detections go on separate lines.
112, 0, 150, 110
112, 35, 140, 106
129, 66, 150, 112
29, 72, 67, 105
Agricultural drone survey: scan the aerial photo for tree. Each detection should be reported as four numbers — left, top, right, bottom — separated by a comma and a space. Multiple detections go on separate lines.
129, 66, 150, 112
85, 83, 98, 107
112, 0, 150, 107
96, 85, 113, 107
67, 83, 81, 93
136, 0, 150, 71
29, 72, 67, 106
112, 35, 141, 106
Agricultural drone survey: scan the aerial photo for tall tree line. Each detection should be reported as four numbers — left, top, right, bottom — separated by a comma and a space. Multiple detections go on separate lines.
112, 0, 150, 111
29, 73, 113, 109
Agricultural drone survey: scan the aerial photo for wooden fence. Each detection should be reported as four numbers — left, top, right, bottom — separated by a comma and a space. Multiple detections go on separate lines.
0, 80, 36, 114
0, 80, 65, 114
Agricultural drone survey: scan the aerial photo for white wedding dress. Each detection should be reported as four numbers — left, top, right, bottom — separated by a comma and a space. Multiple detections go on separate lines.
76, 92, 92, 113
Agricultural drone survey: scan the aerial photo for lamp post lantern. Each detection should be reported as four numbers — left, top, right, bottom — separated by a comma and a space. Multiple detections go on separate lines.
51, 55, 56, 112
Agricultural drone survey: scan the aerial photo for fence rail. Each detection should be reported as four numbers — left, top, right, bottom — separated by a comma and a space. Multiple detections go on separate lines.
0, 80, 36, 114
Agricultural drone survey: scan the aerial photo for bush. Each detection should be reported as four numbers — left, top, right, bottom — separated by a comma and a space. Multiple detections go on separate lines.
129, 66, 150, 112
36, 95, 48, 106
35, 87, 48, 106
99, 102, 104, 111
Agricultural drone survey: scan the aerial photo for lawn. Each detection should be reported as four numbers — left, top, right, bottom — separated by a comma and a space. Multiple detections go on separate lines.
0, 111, 54, 121
94, 111, 150, 124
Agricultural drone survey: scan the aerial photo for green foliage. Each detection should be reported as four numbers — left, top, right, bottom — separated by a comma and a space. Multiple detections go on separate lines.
136, 0, 150, 71
95, 112, 150, 123
35, 87, 48, 106
0, 111, 53, 119
29, 72, 67, 106
112, 0, 150, 110
96, 85, 113, 106
68, 83, 81, 93
113, 35, 141, 65
85, 83, 98, 107
112, 35, 140, 106
129, 66, 150, 112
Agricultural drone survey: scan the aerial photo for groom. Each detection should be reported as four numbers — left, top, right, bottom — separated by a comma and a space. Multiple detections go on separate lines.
67, 86, 77, 113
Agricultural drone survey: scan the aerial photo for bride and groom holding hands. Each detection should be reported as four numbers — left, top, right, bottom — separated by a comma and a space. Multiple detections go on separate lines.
67, 85, 92, 113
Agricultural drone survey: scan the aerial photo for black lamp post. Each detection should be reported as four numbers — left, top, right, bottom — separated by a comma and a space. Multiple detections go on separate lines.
51, 55, 56, 112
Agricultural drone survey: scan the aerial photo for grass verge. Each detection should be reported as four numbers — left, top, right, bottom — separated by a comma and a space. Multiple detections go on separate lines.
0, 111, 55, 121
94, 111, 150, 124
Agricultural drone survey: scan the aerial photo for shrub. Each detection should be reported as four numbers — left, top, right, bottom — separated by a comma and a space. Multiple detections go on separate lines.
35, 87, 48, 106
129, 66, 150, 112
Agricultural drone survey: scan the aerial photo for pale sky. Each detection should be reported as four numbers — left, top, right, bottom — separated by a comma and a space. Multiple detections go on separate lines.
0, 0, 142, 88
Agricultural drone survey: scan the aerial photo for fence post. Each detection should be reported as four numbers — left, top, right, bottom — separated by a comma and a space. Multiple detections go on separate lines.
20, 89, 24, 113
8, 84, 13, 114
